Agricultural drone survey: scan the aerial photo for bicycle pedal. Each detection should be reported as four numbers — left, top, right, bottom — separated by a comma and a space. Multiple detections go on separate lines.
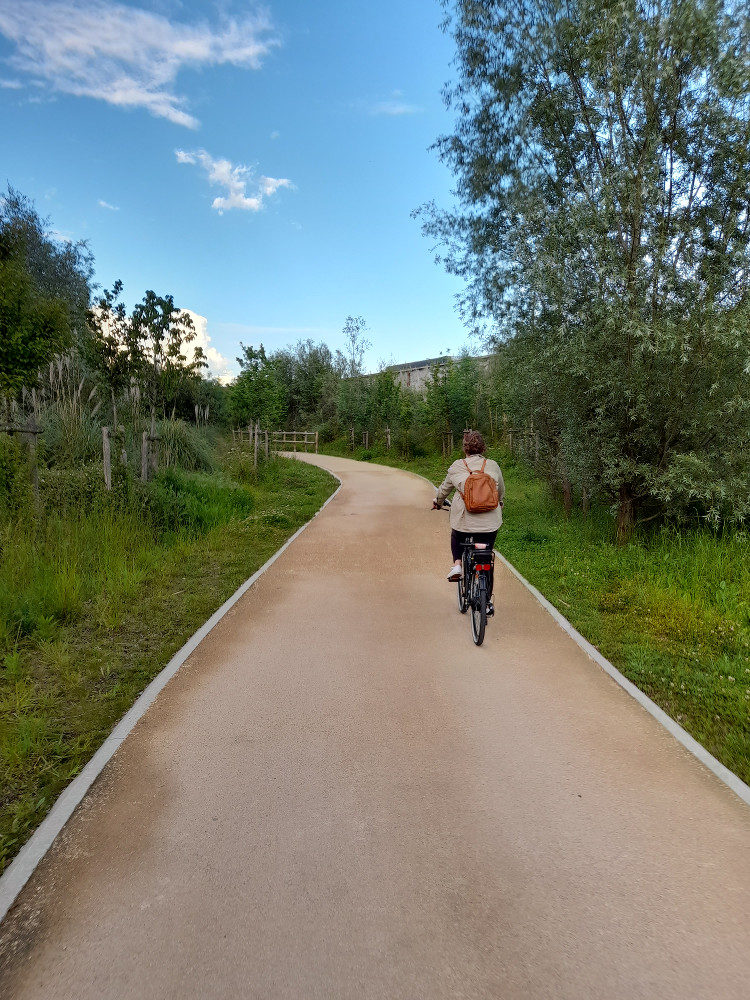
487, 603, 495, 617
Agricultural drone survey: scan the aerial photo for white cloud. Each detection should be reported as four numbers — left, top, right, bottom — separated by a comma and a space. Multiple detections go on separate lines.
0, 78, 22, 89
98, 199, 119, 211
0, 2, 278, 128
370, 99, 421, 116
367, 90, 422, 116
176, 148, 293, 214
270, 130, 280, 140
182, 310, 236, 384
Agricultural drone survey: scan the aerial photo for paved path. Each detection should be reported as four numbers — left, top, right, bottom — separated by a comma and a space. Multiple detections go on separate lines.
1, 454, 748, 999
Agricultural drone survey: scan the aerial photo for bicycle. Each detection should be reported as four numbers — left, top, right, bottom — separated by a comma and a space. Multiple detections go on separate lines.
433, 500, 496, 646
456, 539, 495, 646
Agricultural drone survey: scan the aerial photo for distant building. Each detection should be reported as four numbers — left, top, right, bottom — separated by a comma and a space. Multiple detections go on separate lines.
388, 354, 493, 393
388, 356, 449, 392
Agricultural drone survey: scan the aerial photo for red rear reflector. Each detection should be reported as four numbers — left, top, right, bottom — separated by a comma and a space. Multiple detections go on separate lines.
475, 564, 491, 571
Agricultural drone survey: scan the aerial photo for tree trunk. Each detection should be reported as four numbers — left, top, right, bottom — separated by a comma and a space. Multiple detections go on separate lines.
616, 485, 635, 544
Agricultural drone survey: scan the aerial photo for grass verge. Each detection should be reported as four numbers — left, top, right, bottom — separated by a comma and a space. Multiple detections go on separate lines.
321, 440, 750, 784
0, 456, 336, 874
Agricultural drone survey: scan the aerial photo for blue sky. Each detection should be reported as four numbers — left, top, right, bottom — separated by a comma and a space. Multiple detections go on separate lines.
0, 0, 472, 379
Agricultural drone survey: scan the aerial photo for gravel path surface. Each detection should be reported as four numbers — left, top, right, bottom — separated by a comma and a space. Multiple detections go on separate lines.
1, 453, 748, 999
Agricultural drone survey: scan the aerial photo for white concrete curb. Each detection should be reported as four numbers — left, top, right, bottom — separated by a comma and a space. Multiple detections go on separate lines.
412, 467, 750, 808
0, 472, 343, 927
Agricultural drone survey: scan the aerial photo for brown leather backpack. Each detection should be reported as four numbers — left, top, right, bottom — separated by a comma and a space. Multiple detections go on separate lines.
459, 458, 499, 513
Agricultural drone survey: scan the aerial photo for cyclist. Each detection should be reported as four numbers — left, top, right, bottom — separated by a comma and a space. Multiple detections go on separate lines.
432, 430, 504, 582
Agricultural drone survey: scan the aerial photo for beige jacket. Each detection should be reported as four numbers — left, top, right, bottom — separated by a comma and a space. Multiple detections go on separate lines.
436, 455, 505, 532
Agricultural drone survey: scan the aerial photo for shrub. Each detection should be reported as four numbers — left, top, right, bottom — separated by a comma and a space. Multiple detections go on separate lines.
39, 407, 100, 467
157, 418, 216, 473
0, 434, 32, 521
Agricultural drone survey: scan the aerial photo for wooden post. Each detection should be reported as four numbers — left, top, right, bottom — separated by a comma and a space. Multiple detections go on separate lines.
254, 422, 259, 468
385, 426, 391, 449
508, 431, 513, 455
315, 430, 319, 454
265, 430, 269, 459
102, 426, 112, 490
350, 427, 354, 450
141, 430, 149, 482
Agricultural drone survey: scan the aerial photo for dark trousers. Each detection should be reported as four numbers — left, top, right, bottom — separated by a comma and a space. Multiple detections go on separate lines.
450, 529, 498, 562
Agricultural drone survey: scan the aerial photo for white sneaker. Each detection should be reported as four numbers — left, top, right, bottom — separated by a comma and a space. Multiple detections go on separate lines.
447, 564, 462, 582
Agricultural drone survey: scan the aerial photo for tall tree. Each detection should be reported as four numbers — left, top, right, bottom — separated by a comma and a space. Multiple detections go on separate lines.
130, 291, 205, 428
229, 344, 287, 428
86, 281, 143, 427
422, 0, 750, 536
0, 188, 92, 398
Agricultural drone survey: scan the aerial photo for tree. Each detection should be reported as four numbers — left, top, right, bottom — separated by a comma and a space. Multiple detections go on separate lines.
229, 344, 287, 428
0, 188, 92, 397
341, 315, 371, 377
1, 187, 92, 341
86, 281, 143, 427
422, 0, 750, 536
130, 291, 206, 428
0, 256, 70, 397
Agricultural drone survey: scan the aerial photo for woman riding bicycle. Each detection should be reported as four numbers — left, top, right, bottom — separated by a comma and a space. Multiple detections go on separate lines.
432, 430, 504, 581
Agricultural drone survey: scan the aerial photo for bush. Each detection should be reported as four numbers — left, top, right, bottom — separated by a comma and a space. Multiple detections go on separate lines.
157, 418, 216, 473
141, 468, 255, 537
39, 464, 108, 514
0, 434, 32, 521
39, 407, 100, 467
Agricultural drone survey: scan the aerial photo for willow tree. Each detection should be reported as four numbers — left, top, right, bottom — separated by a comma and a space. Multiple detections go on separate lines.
422, 0, 750, 537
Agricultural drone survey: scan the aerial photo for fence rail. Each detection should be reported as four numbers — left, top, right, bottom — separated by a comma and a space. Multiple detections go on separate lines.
270, 430, 318, 453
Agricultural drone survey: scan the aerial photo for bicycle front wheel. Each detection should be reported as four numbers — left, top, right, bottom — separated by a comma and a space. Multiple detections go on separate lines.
457, 574, 467, 613
471, 580, 487, 646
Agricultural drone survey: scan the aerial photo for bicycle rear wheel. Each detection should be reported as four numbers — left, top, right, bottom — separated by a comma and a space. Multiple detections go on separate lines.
471, 580, 487, 645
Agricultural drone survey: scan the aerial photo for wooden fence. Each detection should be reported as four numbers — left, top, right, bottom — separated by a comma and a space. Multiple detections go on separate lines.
231, 423, 270, 465
270, 430, 318, 453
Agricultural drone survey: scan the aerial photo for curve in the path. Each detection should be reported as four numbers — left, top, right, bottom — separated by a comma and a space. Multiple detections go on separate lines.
1, 453, 748, 1000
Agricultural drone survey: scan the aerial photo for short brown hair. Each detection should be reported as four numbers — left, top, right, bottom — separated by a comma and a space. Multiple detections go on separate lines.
463, 430, 486, 455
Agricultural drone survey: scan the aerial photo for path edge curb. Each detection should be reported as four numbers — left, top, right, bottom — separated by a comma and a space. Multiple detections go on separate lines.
0, 472, 343, 927
408, 465, 750, 808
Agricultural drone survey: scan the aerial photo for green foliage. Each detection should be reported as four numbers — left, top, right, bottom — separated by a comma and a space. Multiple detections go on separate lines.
0, 434, 32, 521
0, 255, 72, 395
422, 0, 750, 535
229, 343, 288, 428
39, 405, 101, 467
158, 417, 217, 472
425, 355, 482, 436
130, 289, 207, 422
